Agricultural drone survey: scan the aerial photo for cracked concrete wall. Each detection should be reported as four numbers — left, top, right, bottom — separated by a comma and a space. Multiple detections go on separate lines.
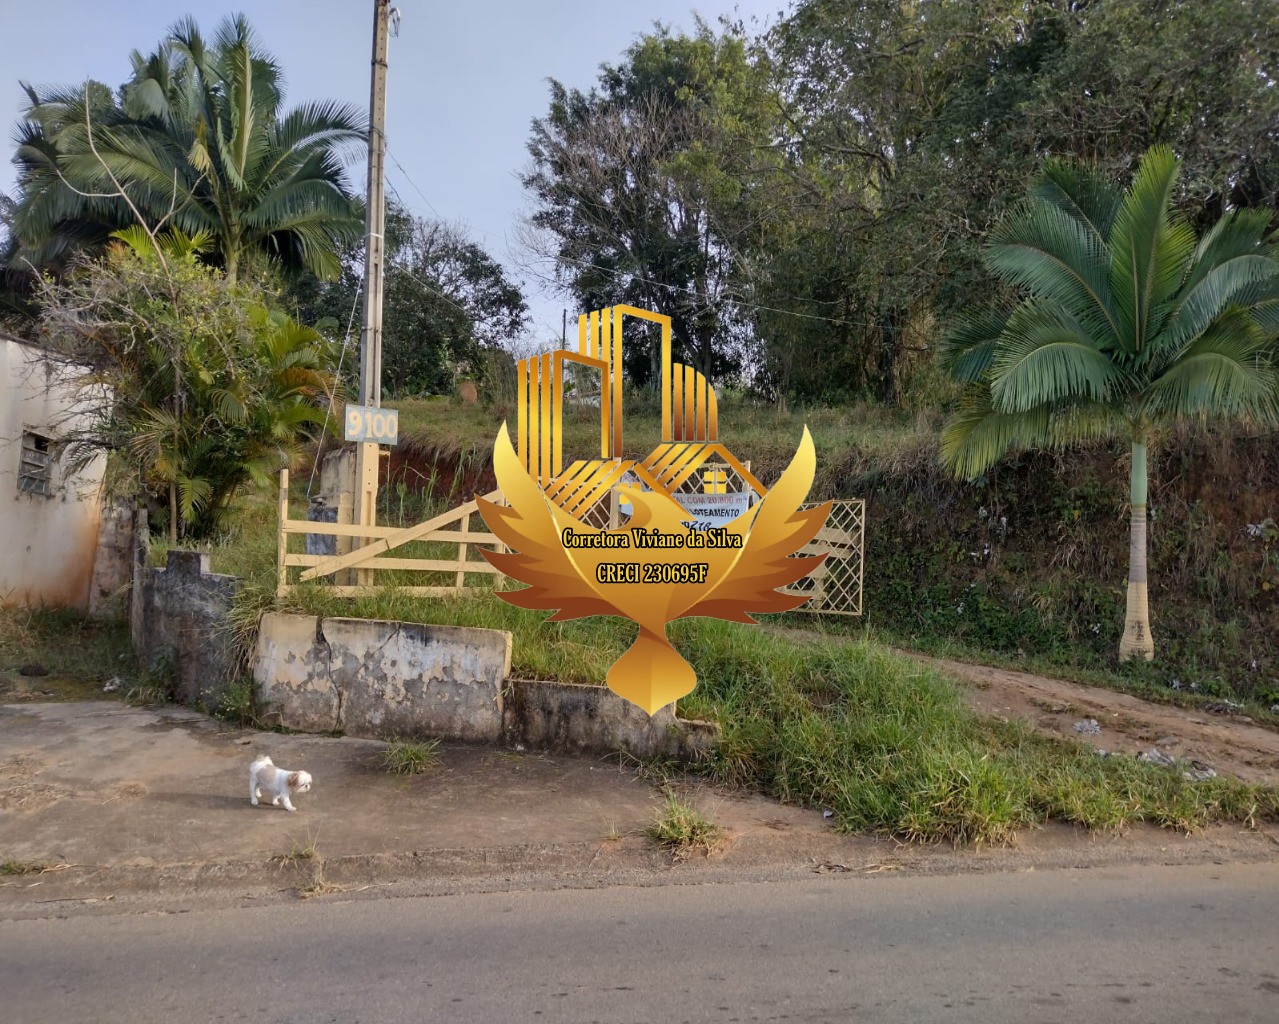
254, 612, 511, 742
134, 549, 243, 707
253, 612, 720, 760
502, 679, 719, 762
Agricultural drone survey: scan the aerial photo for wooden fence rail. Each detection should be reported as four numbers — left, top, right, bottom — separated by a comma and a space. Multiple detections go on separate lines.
275, 469, 505, 598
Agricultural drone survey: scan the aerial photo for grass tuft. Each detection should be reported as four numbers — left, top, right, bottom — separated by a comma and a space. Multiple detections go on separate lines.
646, 790, 722, 859
271, 830, 320, 864
0, 859, 57, 876
381, 737, 442, 775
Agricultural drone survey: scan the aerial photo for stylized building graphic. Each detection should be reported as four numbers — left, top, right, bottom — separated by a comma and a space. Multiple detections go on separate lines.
514, 304, 764, 526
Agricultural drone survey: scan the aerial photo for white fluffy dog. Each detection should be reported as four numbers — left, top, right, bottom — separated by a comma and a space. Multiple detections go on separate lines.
249, 755, 312, 812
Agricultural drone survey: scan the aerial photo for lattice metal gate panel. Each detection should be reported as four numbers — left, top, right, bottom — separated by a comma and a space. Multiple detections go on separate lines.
549, 475, 864, 617
784, 498, 865, 616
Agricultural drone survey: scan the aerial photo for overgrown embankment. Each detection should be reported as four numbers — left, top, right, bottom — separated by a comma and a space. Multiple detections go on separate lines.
854, 427, 1279, 705
393, 396, 1279, 705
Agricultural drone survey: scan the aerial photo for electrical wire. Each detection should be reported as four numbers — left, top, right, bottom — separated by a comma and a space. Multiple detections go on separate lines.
307, 283, 362, 499
385, 144, 886, 335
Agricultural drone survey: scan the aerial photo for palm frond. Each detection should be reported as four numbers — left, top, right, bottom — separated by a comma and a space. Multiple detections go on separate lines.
1031, 159, 1122, 242
990, 305, 1120, 412
985, 199, 1119, 348
1108, 145, 1181, 355
1144, 314, 1279, 423
939, 385, 1053, 478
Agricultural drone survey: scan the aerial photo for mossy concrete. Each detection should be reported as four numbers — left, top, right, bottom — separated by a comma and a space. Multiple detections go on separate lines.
254, 612, 510, 742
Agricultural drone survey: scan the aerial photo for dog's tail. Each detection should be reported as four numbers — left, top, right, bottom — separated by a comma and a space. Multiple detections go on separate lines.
249, 754, 274, 770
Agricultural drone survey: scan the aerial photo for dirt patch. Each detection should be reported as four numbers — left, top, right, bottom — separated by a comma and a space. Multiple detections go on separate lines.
105, 782, 149, 802
0, 752, 69, 812
912, 653, 1279, 786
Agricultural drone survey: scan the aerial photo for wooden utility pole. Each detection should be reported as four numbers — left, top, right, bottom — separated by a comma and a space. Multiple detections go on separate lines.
354, 0, 392, 558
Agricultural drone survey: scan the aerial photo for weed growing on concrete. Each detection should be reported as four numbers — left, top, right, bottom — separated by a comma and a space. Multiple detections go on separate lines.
296, 880, 345, 899
646, 791, 722, 860
381, 738, 441, 775
0, 859, 56, 876
271, 830, 320, 864
215, 677, 259, 727
124, 682, 168, 708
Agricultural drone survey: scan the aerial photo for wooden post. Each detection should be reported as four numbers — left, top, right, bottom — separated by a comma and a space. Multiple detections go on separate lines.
456, 509, 471, 589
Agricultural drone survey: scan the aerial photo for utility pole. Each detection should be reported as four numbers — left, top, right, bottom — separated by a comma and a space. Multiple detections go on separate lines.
354, 0, 392, 555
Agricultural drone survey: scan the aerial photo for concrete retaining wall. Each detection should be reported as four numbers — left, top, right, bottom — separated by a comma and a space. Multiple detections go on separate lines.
132, 549, 243, 707
252, 612, 720, 759
254, 612, 511, 742
503, 679, 718, 762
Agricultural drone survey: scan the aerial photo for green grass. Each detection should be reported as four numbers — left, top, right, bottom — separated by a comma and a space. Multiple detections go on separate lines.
264, 586, 1278, 843
0, 605, 134, 698
0, 859, 55, 876
381, 737, 442, 775
671, 619, 1276, 843
860, 621, 1279, 728
214, 677, 259, 727
394, 391, 937, 494
148, 488, 281, 578
646, 791, 722, 858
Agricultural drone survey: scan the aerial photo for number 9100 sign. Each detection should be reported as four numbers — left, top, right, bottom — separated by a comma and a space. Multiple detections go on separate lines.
344, 404, 399, 445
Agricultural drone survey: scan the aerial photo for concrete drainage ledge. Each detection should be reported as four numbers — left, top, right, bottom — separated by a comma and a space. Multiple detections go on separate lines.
253, 612, 719, 762
502, 678, 718, 762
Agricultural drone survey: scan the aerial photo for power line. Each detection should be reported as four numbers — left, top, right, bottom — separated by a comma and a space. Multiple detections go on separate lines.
379, 179, 508, 324
307, 281, 362, 498
385, 143, 883, 335
527, 252, 886, 333
384, 145, 449, 224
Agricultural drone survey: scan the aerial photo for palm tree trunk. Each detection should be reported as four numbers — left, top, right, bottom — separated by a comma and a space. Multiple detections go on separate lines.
1119, 439, 1154, 661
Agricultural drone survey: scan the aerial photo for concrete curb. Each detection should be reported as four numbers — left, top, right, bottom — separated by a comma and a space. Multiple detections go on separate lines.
6, 825, 1279, 913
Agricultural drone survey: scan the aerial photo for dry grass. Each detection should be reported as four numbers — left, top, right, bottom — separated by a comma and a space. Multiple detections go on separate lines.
393, 392, 939, 496
0, 606, 133, 697
0, 859, 68, 876
645, 791, 723, 860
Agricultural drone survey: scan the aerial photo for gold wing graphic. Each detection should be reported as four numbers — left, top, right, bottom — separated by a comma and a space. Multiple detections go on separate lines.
685, 426, 830, 622
478, 424, 829, 715
477, 424, 616, 621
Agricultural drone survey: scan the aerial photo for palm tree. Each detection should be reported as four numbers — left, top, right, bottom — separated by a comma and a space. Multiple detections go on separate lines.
941, 146, 1279, 661
9, 14, 363, 283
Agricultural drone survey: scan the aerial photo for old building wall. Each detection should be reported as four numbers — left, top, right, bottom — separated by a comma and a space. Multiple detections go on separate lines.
0, 338, 106, 610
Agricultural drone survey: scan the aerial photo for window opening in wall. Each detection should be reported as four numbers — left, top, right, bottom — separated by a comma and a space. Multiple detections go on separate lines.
18, 431, 54, 497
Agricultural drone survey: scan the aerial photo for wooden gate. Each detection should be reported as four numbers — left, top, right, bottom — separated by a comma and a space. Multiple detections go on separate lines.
275, 470, 505, 597
276, 470, 862, 613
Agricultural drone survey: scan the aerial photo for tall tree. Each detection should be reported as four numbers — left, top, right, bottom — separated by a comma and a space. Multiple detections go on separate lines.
289, 202, 528, 397
940, 147, 1279, 660
754, 0, 1279, 404
7, 14, 363, 284
521, 22, 775, 387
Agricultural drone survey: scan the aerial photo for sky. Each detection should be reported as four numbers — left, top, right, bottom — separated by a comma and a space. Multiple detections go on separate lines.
0, 0, 788, 345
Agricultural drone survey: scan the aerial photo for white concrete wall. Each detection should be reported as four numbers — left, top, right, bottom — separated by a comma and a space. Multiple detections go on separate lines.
0, 337, 106, 609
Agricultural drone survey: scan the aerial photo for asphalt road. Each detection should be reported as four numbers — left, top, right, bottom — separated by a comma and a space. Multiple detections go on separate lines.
4, 862, 1278, 1023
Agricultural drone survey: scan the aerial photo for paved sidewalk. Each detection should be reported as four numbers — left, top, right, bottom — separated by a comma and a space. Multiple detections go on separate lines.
0, 701, 830, 890
3, 701, 1278, 911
